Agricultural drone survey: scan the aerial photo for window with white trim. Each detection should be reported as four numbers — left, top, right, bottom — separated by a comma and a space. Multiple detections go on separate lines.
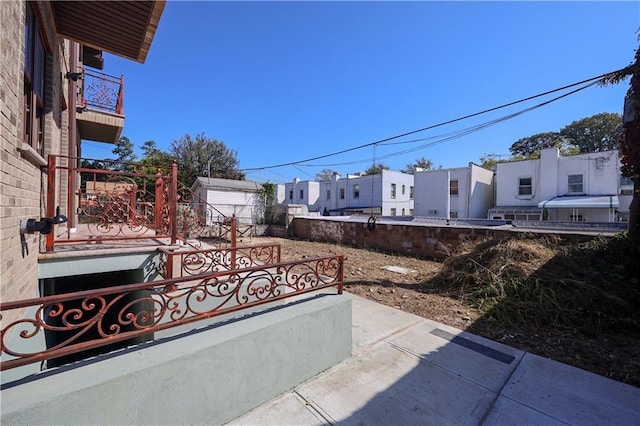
518, 177, 532, 196
567, 174, 583, 194
391, 183, 396, 199
353, 184, 360, 199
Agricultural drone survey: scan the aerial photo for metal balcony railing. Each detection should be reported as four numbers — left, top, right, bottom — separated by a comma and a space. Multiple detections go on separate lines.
78, 68, 124, 115
0, 255, 344, 371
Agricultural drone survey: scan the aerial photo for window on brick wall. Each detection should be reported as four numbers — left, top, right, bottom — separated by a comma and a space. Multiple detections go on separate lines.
24, 4, 47, 156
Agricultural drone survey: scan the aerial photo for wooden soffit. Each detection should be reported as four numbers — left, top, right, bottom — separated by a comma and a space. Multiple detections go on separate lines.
50, 1, 165, 63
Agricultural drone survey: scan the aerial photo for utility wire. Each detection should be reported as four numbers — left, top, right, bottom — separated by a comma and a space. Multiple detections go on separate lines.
240, 68, 623, 172
296, 79, 599, 168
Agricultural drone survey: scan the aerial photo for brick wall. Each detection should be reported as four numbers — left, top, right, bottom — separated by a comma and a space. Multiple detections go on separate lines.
289, 217, 595, 260
0, 1, 67, 310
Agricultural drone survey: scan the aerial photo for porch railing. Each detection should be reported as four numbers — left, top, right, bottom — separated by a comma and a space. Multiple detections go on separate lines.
0, 255, 343, 371
47, 155, 237, 251
158, 243, 281, 278
78, 68, 124, 115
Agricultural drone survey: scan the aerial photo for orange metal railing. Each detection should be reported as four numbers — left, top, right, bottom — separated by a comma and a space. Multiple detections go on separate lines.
0, 255, 344, 371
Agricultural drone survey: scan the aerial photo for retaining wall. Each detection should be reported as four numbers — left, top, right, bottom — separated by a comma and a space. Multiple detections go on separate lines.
1, 294, 352, 425
290, 217, 602, 260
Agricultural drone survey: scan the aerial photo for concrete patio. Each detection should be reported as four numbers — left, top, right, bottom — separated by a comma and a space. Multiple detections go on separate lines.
230, 294, 640, 425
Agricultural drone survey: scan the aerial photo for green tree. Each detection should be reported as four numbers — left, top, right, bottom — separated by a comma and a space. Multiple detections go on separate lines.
509, 132, 577, 158
170, 133, 244, 186
478, 153, 502, 170
559, 112, 623, 153
111, 135, 137, 170
364, 163, 389, 175
402, 157, 434, 174
600, 49, 640, 243
315, 168, 337, 181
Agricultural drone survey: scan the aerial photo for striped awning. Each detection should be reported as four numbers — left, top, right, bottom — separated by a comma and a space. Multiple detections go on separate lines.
538, 195, 619, 209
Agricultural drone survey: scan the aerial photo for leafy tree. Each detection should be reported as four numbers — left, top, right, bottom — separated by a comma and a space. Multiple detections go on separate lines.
364, 163, 389, 175
600, 49, 640, 243
111, 136, 137, 170
170, 133, 244, 186
559, 112, 623, 153
478, 153, 502, 170
257, 182, 277, 224
509, 132, 577, 158
402, 157, 434, 174
315, 168, 337, 181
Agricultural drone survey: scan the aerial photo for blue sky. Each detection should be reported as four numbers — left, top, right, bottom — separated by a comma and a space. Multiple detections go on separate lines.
84, 1, 640, 184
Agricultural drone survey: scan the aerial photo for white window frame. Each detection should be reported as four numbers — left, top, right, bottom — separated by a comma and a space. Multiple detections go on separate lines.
518, 177, 533, 196
567, 174, 584, 194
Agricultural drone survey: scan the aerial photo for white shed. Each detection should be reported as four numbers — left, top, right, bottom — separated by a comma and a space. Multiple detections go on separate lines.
191, 177, 263, 225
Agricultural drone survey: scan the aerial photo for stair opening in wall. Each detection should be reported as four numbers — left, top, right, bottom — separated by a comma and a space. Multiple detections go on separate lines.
41, 269, 154, 368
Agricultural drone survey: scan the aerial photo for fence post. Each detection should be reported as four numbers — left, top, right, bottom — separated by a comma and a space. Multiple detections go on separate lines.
45, 155, 56, 251
170, 161, 178, 245
155, 169, 163, 235
230, 214, 237, 268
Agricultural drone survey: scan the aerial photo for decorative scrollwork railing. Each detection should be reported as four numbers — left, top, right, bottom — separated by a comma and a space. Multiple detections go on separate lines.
79, 68, 124, 114
159, 243, 281, 278
0, 255, 343, 371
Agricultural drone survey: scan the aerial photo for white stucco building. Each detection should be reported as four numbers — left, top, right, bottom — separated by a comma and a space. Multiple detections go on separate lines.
414, 163, 494, 219
192, 177, 263, 225
282, 178, 321, 212
489, 148, 631, 222
314, 170, 415, 217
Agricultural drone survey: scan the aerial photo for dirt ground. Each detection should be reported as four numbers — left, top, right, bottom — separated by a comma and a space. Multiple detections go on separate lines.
244, 235, 640, 388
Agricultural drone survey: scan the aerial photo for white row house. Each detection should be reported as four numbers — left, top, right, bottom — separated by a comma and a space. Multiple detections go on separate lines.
276, 147, 632, 223
488, 147, 632, 222
414, 163, 494, 219
280, 170, 415, 216
280, 178, 321, 211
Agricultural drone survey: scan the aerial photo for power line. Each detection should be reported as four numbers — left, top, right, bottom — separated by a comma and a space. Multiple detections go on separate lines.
240, 68, 624, 173
295, 80, 599, 168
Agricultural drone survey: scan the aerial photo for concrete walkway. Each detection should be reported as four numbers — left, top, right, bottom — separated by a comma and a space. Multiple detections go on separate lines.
230, 294, 640, 425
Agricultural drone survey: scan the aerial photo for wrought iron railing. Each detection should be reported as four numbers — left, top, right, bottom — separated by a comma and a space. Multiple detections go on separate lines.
78, 68, 124, 115
159, 243, 281, 278
47, 155, 238, 251
0, 255, 344, 371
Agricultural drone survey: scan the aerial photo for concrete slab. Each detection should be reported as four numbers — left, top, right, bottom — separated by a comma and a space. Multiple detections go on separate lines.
230, 295, 640, 426
484, 353, 640, 425
349, 294, 424, 355
388, 320, 524, 392
382, 265, 417, 275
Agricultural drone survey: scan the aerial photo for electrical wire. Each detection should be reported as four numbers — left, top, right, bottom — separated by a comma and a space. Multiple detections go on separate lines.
295, 79, 599, 169
240, 68, 624, 173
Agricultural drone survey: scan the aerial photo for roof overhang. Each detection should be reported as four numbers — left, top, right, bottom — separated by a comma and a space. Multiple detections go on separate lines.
50, 1, 165, 63
538, 196, 620, 210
